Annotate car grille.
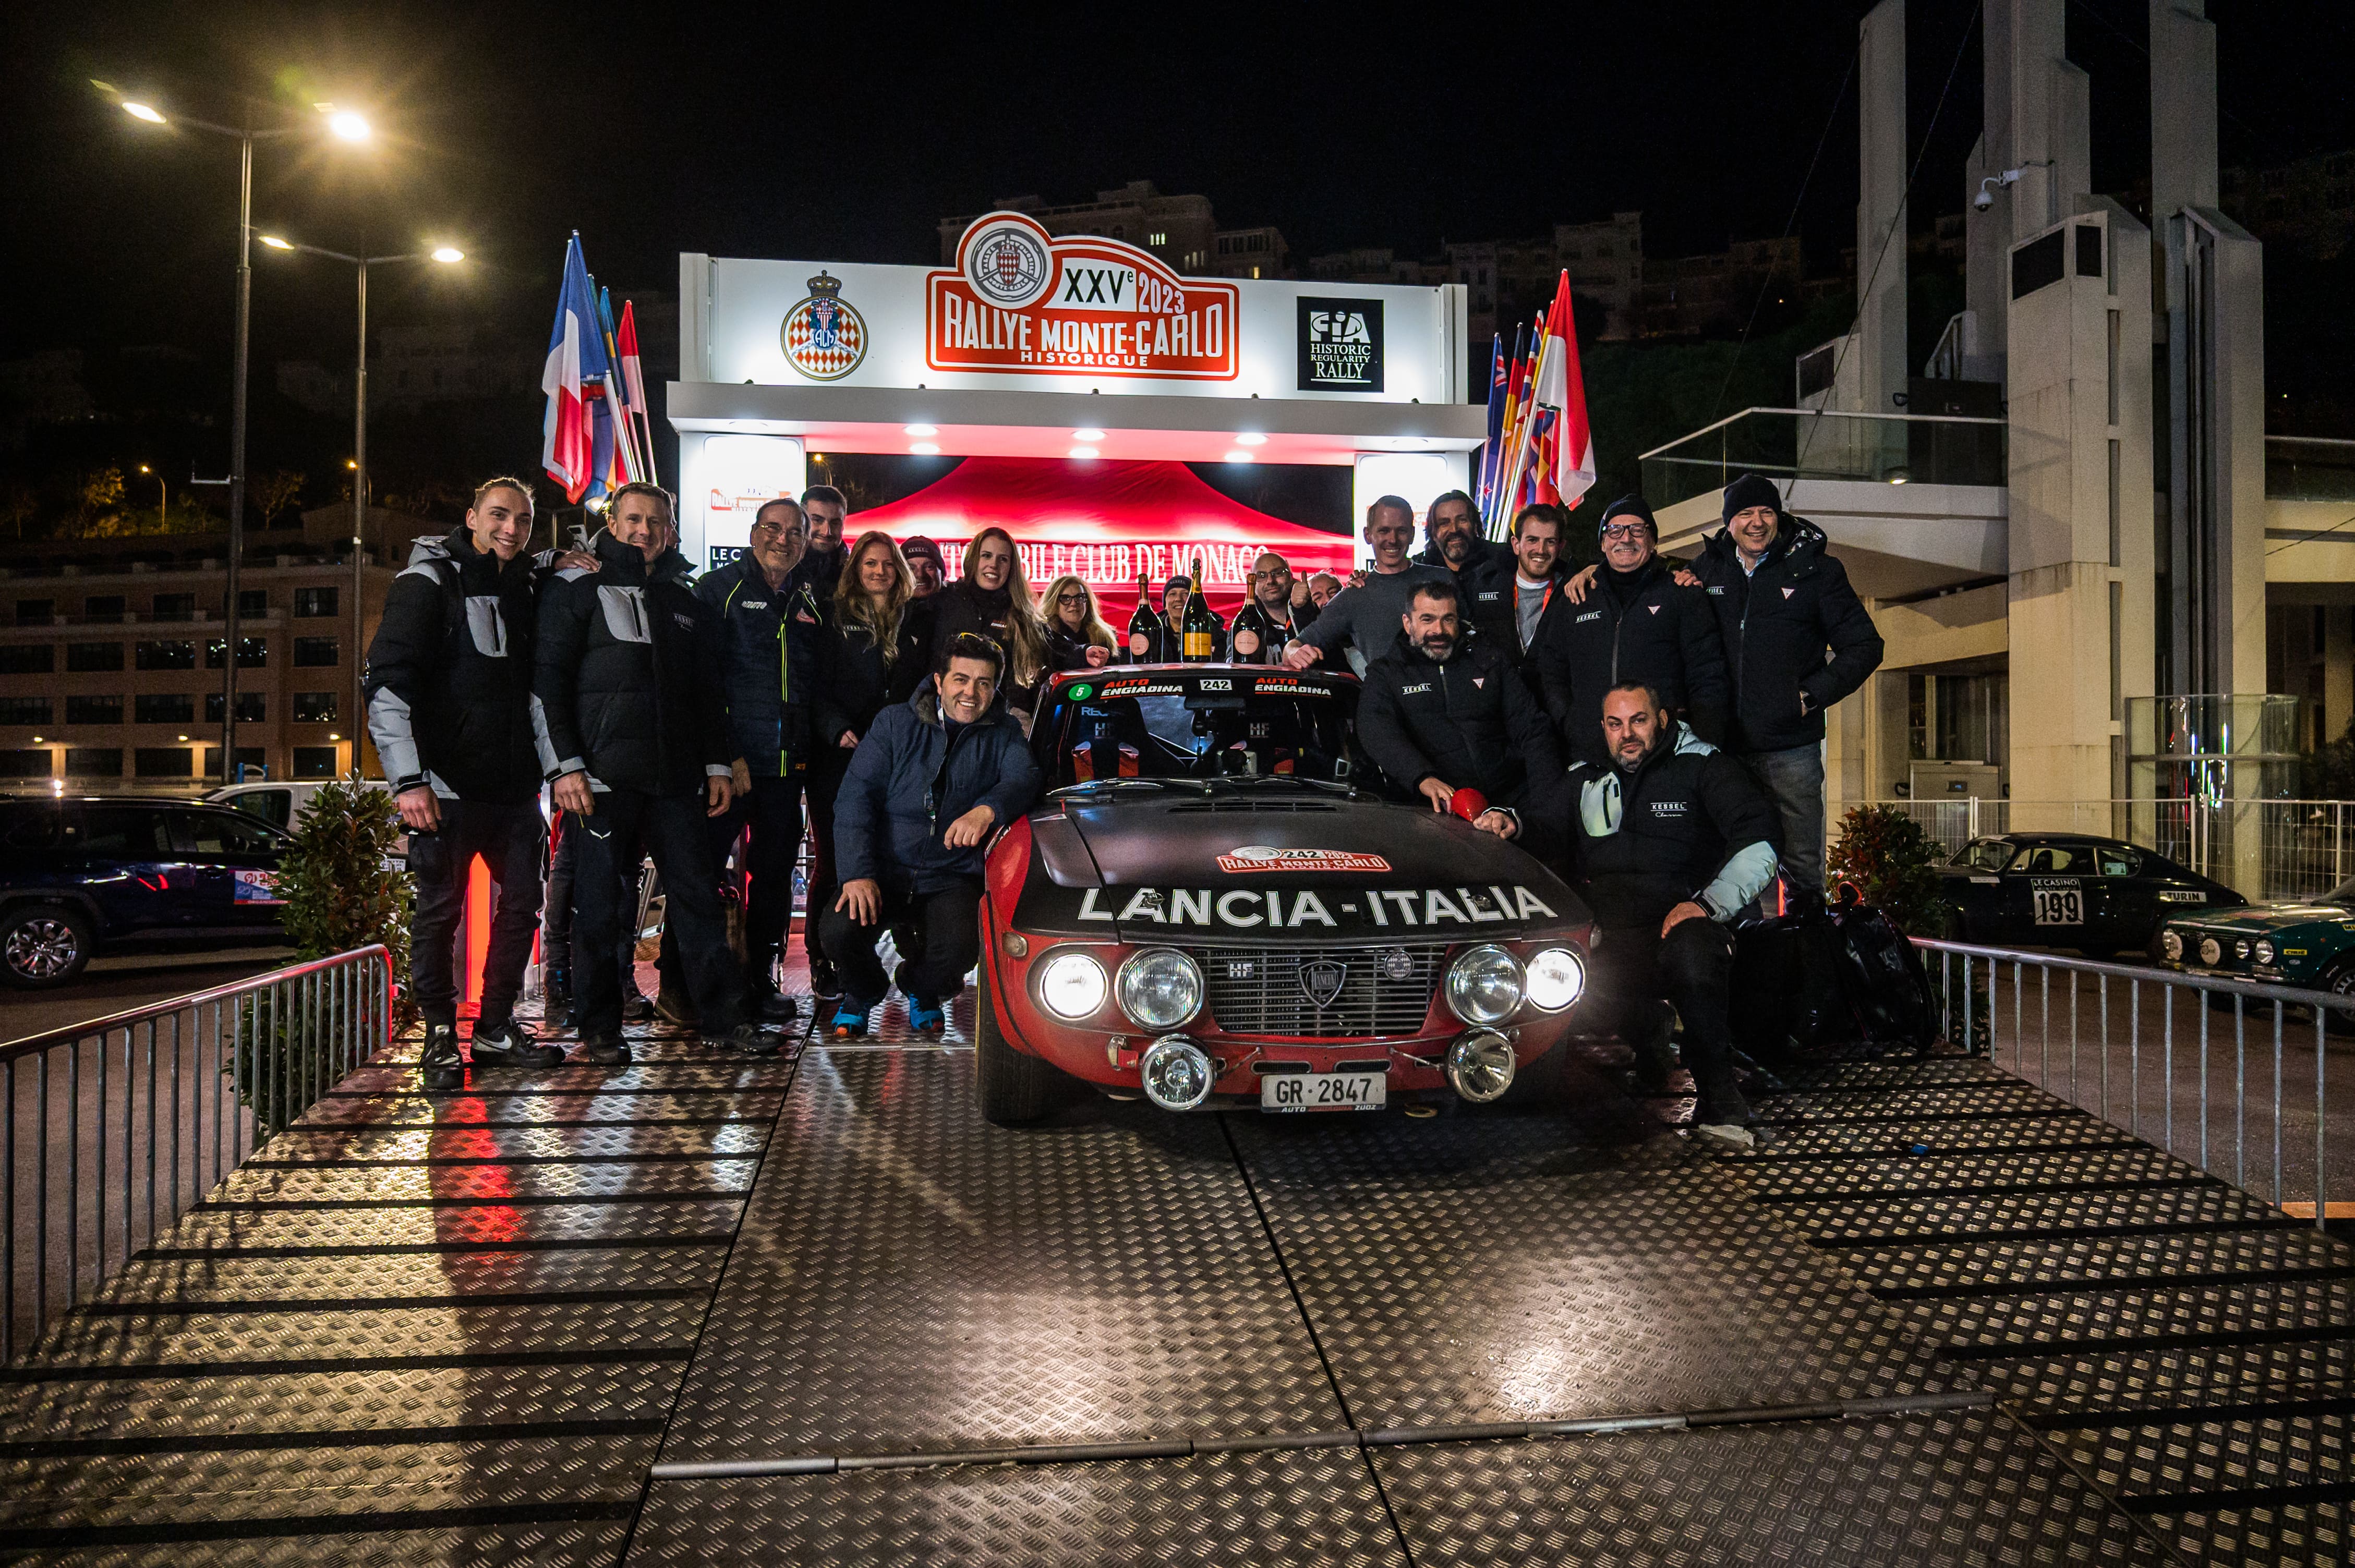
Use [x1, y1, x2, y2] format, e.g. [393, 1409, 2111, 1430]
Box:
[1185, 942, 1446, 1039]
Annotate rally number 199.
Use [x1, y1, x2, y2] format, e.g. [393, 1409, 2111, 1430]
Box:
[2032, 886, 2085, 926]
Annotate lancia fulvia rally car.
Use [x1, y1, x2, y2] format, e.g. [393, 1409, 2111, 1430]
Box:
[972, 664, 1596, 1124]
[1937, 832, 2242, 957]
[2158, 876, 2355, 1025]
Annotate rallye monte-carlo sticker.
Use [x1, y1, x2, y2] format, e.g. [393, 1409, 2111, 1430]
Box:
[1217, 846, 1390, 874]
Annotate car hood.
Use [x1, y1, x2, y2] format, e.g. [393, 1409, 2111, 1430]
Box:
[2173, 901, 2355, 936]
[1015, 792, 1590, 942]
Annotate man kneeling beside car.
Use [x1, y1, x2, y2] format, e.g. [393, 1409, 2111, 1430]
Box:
[1478, 682, 1780, 1149]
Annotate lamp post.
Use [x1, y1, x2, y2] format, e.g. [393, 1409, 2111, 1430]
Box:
[260, 239, 465, 763]
[137, 465, 165, 532]
[104, 89, 371, 782]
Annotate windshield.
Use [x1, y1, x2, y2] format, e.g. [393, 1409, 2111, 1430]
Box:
[1954, 838, 2012, 871]
[1041, 672, 1361, 789]
[2322, 878, 2355, 906]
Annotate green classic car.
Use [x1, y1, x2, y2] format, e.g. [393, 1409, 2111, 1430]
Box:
[2159, 880, 2355, 1019]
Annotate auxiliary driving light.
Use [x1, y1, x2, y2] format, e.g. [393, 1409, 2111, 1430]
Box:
[2254, 940, 2276, 965]
[1524, 947, 1586, 1011]
[2199, 937, 2223, 966]
[2161, 931, 2184, 962]
[1037, 951, 1108, 1020]
[1445, 944, 1524, 1025]
[1445, 1029, 1517, 1103]
[1118, 947, 1203, 1031]
[1139, 1036, 1214, 1111]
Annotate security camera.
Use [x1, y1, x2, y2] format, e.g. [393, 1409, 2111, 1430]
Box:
[1973, 168, 2023, 213]
[1973, 188, 1995, 212]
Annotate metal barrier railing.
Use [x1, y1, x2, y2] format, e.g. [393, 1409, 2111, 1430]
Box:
[1, 944, 394, 1362]
[1916, 938, 2341, 1225]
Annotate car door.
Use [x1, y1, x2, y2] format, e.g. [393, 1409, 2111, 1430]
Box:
[168, 807, 289, 929]
[2013, 843, 2091, 941]
[2090, 844, 2145, 950]
[69, 804, 201, 933]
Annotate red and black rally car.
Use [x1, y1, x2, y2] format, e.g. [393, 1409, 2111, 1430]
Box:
[974, 664, 1596, 1123]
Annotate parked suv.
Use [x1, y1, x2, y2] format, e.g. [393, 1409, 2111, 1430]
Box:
[0, 796, 292, 988]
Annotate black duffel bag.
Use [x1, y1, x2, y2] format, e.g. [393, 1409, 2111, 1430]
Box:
[1732, 892, 1938, 1060]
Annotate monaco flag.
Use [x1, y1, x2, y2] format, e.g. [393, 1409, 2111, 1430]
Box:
[1525, 271, 1596, 510]
[541, 234, 611, 504]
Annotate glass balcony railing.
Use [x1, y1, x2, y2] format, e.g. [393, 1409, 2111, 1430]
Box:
[1638, 407, 2008, 512]
[2266, 435, 2355, 502]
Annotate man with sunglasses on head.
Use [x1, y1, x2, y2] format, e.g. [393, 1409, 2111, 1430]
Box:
[1530, 495, 1730, 765]
[534, 481, 776, 1063]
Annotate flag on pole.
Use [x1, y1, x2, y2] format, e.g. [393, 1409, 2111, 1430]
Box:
[1524, 272, 1597, 510]
[615, 300, 657, 487]
[595, 287, 644, 484]
[1477, 334, 1507, 521]
[540, 235, 610, 504]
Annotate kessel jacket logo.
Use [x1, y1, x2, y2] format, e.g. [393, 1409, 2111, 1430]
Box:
[1783, 587, 1796, 598]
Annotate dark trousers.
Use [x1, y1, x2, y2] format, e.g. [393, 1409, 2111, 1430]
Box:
[1589, 917, 1740, 1099]
[818, 876, 984, 1008]
[1741, 743, 1825, 903]
[543, 810, 642, 999]
[575, 788, 745, 1037]
[806, 750, 848, 966]
[655, 771, 804, 997]
[408, 798, 546, 1029]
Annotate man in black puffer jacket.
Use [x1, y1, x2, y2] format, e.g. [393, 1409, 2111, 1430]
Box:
[534, 483, 769, 1064]
[365, 477, 569, 1089]
[1358, 578, 1561, 811]
[1530, 495, 1730, 764]
[1692, 473, 1884, 904]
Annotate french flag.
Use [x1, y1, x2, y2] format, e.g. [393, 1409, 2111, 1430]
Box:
[541, 234, 610, 505]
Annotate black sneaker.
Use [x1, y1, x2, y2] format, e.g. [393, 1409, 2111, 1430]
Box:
[574, 1033, 632, 1066]
[419, 1025, 465, 1092]
[753, 988, 798, 1024]
[470, 1018, 565, 1069]
[620, 993, 653, 1023]
[807, 955, 843, 1000]
[708, 1022, 781, 1057]
[654, 987, 700, 1028]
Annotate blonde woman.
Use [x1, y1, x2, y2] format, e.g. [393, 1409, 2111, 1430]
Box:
[1042, 575, 1115, 672]
[926, 527, 1049, 718]
[808, 530, 924, 999]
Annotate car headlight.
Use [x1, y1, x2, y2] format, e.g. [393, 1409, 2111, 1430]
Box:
[1037, 951, 1108, 1020]
[1524, 947, 1585, 1012]
[2161, 931, 2183, 962]
[1117, 947, 1203, 1031]
[1445, 943, 1524, 1024]
[2199, 937, 2223, 966]
[2254, 940, 2276, 965]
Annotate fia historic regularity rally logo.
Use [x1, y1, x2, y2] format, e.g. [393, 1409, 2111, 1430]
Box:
[781, 271, 868, 381]
[1297, 297, 1384, 392]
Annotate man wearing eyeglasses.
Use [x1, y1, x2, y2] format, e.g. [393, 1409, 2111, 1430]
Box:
[1530, 495, 1730, 765]
[1229, 552, 1308, 664]
[665, 496, 830, 1025]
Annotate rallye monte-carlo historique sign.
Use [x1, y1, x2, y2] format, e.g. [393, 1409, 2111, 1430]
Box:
[928, 211, 1241, 381]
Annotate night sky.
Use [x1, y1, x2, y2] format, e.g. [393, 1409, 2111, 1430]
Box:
[2, 1, 2350, 461]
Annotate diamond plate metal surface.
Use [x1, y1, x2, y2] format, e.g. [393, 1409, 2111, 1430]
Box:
[2048, 1409, 2354, 1507]
[257, 1122, 774, 1163]
[1845, 1226, 2353, 1300]
[295, 1090, 784, 1128]
[148, 1198, 745, 1253]
[1780, 1183, 2287, 1246]
[1916, 1276, 2355, 1362]
[1755, 1080, 2075, 1125]
[2148, 1498, 2350, 1568]
[22, 1298, 706, 1370]
[1374, 1414, 2165, 1566]
[1736, 1114, 2132, 1161]
[657, 1049, 1343, 1459]
[82, 1246, 728, 1310]
[1, 1360, 685, 1442]
[1227, 1110, 1953, 1428]
[1742, 1143, 2213, 1202]
[210, 1159, 759, 1204]
[339, 1062, 794, 1093]
[9, 1518, 634, 1567]
[626, 1450, 1408, 1568]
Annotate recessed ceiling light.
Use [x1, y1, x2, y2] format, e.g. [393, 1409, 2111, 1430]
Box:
[1069, 446, 1098, 459]
[904, 424, 938, 437]
[1072, 428, 1106, 442]
[1223, 450, 1254, 463]
[910, 443, 940, 455]
[1234, 432, 1267, 446]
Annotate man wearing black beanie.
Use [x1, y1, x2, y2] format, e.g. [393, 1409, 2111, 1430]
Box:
[1529, 493, 1730, 764]
[1690, 472, 1883, 906]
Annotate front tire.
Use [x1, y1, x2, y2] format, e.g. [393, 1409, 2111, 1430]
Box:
[974, 962, 1069, 1125]
[0, 904, 93, 988]
[2316, 962, 2355, 1037]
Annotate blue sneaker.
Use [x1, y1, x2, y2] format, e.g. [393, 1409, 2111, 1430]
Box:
[906, 997, 946, 1036]
[828, 1002, 872, 1039]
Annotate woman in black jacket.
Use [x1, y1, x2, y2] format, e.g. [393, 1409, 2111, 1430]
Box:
[808, 530, 926, 997]
[1042, 574, 1116, 673]
[922, 527, 1050, 724]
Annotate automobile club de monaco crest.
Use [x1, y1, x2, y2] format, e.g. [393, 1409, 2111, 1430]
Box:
[780, 271, 867, 381]
[962, 216, 1054, 310]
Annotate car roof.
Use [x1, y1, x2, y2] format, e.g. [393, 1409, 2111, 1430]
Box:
[0, 794, 232, 809]
[1044, 663, 1361, 692]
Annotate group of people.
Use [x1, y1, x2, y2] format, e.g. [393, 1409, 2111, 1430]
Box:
[369, 465, 1883, 1147]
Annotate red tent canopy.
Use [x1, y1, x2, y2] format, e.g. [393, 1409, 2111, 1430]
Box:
[847, 457, 1355, 626]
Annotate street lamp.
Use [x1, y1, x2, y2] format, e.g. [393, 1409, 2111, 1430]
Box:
[137, 465, 165, 531]
[98, 83, 372, 783]
[259, 237, 465, 751]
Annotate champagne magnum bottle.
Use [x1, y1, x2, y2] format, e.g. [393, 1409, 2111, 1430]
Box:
[1126, 572, 1157, 662]
[1181, 556, 1220, 662]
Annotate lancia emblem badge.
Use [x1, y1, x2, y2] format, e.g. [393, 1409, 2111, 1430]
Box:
[1301, 958, 1347, 1010]
[781, 272, 868, 382]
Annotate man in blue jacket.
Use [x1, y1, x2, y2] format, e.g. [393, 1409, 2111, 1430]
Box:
[822, 632, 1042, 1038]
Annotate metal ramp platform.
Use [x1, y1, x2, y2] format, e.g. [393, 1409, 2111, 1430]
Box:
[3, 980, 2348, 1565]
